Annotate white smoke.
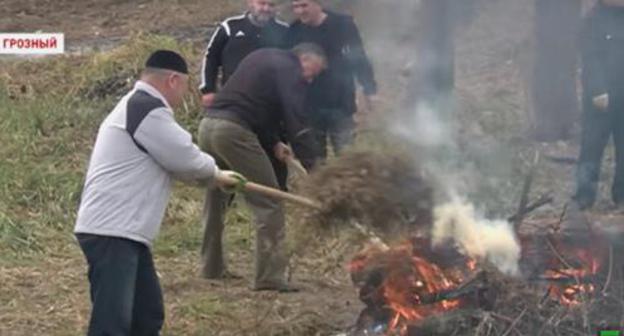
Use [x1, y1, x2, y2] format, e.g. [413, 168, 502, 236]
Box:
[432, 198, 521, 276]
[392, 102, 451, 148]
[359, 0, 523, 275]
[391, 72, 521, 277]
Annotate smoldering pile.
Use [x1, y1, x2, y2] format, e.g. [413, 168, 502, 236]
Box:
[293, 150, 434, 235]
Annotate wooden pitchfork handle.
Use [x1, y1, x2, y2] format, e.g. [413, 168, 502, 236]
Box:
[216, 172, 390, 250]
[214, 173, 321, 209]
[284, 156, 308, 177]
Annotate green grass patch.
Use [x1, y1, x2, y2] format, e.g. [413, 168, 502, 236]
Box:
[0, 33, 210, 259]
[155, 190, 254, 258]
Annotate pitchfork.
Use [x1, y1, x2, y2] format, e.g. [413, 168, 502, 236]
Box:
[214, 155, 390, 250]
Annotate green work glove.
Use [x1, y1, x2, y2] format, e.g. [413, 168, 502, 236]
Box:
[216, 170, 248, 194]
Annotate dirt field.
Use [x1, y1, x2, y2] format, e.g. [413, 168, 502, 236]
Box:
[0, 0, 239, 42]
[2, 0, 623, 335]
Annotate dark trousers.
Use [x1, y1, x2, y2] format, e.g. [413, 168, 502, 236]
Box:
[574, 92, 624, 207]
[76, 234, 164, 336]
[311, 108, 355, 160]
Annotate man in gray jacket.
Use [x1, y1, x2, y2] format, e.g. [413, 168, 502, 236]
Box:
[74, 50, 239, 336]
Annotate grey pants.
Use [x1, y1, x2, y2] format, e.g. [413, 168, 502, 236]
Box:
[198, 117, 287, 288]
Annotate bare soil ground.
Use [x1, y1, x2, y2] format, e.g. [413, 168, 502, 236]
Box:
[0, 0, 240, 45]
[0, 234, 360, 336]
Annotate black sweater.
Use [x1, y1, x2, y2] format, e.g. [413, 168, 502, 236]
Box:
[285, 11, 377, 115]
[581, 5, 624, 101]
[206, 49, 316, 168]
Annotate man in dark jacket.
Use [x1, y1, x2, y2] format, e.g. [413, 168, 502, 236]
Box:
[199, 0, 290, 190]
[286, 0, 377, 159]
[573, 0, 624, 209]
[198, 44, 325, 291]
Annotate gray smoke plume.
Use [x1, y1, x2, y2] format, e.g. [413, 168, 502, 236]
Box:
[368, 0, 524, 275]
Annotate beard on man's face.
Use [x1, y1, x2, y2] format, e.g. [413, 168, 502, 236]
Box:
[251, 11, 273, 24]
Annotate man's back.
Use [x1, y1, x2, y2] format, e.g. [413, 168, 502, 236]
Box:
[209, 48, 302, 131]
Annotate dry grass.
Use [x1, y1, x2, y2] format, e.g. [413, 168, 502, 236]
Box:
[0, 187, 362, 336]
[297, 150, 432, 230]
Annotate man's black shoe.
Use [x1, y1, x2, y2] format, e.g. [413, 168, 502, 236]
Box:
[253, 284, 301, 293]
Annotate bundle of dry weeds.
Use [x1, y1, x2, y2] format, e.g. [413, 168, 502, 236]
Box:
[289, 150, 434, 252]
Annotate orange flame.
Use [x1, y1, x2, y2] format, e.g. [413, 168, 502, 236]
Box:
[350, 241, 472, 335]
[544, 249, 601, 306]
[350, 238, 603, 335]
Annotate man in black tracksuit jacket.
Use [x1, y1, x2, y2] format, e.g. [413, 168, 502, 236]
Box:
[199, 0, 289, 189]
[285, 0, 377, 159]
[573, 0, 624, 209]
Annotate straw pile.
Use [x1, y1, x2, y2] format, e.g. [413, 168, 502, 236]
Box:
[294, 150, 434, 236]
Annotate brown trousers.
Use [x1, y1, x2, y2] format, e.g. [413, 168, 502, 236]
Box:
[198, 117, 287, 288]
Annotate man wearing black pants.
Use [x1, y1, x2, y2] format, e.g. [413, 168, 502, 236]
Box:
[286, 0, 377, 159]
[75, 235, 164, 335]
[573, 0, 624, 209]
[74, 50, 238, 335]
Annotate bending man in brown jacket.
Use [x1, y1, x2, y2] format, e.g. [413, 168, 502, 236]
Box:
[198, 43, 325, 292]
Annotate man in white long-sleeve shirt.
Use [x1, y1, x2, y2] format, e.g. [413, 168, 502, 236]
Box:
[74, 50, 239, 336]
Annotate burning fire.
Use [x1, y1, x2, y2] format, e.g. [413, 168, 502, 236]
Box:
[543, 249, 601, 306]
[349, 235, 605, 335]
[349, 240, 475, 335]
[384, 253, 463, 330]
